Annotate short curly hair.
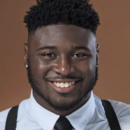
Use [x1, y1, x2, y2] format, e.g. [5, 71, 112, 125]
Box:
[24, 0, 100, 34]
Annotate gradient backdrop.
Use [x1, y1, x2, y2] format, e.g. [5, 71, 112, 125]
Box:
[0, 0, 130, 111]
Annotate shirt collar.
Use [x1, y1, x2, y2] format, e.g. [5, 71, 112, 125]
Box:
[66, 91, 96, 130]
[28, 90, 59, 130]
[28, 90, 96, 130]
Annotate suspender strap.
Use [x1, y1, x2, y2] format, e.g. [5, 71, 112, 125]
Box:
[5, 106, 18, 130]
[102, 100, 121, 130]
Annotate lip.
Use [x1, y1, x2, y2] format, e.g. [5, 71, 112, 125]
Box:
[47, 79, 81, 82]
[48, 80, 81, 94]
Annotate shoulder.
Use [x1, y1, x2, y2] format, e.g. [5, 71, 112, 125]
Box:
[94, 94, 130, 129]
[108, 100, 130, 129]
[94, 94, 130, 117]
[108, 100, 130, 117]
[0, 98, 29, 130]
[0, 108, 11, 129]
[0, 98, 29, 121]
[0, 108, 11, 120]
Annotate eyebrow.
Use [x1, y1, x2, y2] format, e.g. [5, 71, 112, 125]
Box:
[36, 46, 91, 52]
[36, 46, 57, 51]
[74, 46, 91, 52]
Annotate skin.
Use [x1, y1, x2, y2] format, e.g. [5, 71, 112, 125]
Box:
[24, 24, 99, 116]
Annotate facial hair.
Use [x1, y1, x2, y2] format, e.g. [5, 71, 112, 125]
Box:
[27, 62, 98, 111]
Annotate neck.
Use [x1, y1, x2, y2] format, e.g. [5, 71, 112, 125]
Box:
[33, 91, 91, 116]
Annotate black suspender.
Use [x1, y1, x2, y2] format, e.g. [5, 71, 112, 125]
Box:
[5, 100, 121, 130]
[5, 106, 18, 130]
[102, 100, 121, 130]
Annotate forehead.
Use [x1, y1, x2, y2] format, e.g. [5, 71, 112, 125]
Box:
[28, 24, 96, 49]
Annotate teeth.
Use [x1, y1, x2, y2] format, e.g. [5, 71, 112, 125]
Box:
[60, 83, 64, 88]
[57, 82, 60, 87]
[53, 82, 75, 88]
[65, 82, 69, 88]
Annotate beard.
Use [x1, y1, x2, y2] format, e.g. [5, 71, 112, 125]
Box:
[27, 62, 98, 111]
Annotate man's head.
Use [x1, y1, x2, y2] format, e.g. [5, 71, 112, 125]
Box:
[23, 0, 100, 115]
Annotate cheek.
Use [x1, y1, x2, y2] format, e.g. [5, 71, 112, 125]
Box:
[74, 58, 96, 77]
[89, 58, 96, 74]
[29, 56, 51, 76]
[76, 59, 95, 71]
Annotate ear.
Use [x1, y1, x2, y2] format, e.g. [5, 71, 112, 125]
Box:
[24, 43, 29, 68]
[96, 44, 100, 66]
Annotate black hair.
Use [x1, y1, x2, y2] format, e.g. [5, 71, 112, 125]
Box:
[24, 0, 100, 34]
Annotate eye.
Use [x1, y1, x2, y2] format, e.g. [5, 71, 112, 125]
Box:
[72, 53, 89, 58]
[41, 52, 56, 58]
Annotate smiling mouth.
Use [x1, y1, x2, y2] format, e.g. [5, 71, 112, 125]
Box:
[53, 81, 75, 88]
[48, 80, 81, 93]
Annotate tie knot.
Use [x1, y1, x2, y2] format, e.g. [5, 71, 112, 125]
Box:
[54, 116, 73, 130]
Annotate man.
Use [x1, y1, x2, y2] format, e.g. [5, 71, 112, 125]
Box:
[0, 0, 130, 130]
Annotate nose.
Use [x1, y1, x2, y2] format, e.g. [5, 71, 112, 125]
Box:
[53, 56, 72, 76]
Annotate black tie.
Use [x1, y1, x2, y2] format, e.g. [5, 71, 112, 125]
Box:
[54, 116, 73, 130]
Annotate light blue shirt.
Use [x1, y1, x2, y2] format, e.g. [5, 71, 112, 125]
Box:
[0, 91, 130, 130]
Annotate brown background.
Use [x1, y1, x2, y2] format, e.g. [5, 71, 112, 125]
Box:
[0, 0, 130, 111]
